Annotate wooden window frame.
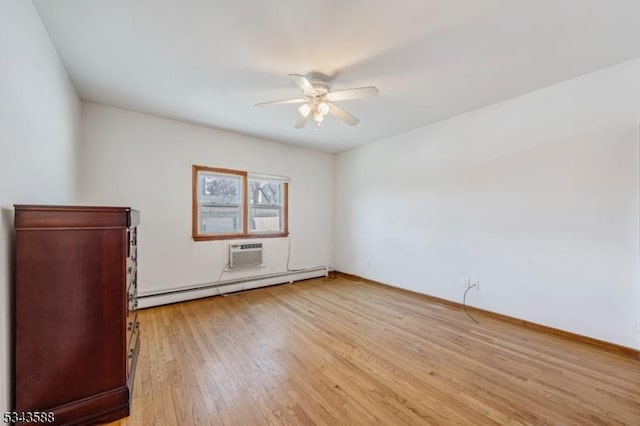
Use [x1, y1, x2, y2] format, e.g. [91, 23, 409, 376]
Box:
[192, 165, 289, 241]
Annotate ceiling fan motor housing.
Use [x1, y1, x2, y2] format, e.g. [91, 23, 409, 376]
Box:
[308, 76, 329, 97]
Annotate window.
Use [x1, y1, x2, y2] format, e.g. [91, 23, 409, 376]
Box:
[192, 165, 288, 241]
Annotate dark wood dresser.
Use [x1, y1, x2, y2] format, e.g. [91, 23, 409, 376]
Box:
[13, 205, 140, 425]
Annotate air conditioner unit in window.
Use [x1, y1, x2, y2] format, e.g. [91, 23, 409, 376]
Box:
[229, 243, 263, 268]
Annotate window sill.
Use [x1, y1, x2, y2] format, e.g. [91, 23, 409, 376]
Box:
[193, 232, 289, 242]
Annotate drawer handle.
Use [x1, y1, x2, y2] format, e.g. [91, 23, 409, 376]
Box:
[135, 322, 140, 330]
[128, 349, 135, 359]
[127, 322, 133, 331]
[127, 266, 132, 274]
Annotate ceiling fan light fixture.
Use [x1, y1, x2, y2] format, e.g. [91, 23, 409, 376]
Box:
[255, 73, 379, 129]
[317, 101, 330, 116]
[298, 103, 312, 117]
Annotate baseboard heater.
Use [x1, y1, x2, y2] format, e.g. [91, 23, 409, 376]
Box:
[137, 266, 328, 308]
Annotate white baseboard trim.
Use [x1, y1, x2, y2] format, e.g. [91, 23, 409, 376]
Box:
[137, 266, 328, 308]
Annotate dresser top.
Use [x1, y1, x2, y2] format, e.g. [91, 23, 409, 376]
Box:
[15, 205, 139, 229]
[15, 204, 134, 212]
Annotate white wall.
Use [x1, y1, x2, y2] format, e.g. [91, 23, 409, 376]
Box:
[78, 103, 333, 298]
[0, 0, 80, 414]
[335, 58, 640, 349]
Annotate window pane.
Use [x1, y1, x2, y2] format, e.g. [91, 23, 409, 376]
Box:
[200, 173, 242, 204]
[250, 207, 281, 232]
[249, 179, 282, 206]
[200, 206, 241, 234]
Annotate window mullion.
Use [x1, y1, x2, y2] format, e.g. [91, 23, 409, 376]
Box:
[242, 174, 248, 234]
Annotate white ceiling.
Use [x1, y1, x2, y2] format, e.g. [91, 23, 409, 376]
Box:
[34, 0, 640, 153]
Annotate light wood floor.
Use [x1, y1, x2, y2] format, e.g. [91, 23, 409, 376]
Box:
[109, 276, 640, 425]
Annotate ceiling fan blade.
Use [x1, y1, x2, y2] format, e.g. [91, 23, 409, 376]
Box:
[289, 74, 316, 95]
[328, 102, 359, 126]
[327, 86, 379, 102]
[254, 98, 306, 107]
[294, 113, 310, 129]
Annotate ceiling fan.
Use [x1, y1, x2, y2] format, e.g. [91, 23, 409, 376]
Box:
[255, 74, 379, 128]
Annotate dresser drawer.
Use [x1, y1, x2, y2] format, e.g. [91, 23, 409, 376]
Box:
[127, 334, 140, 379]
[126, 312, 139, 350]
[128, 292, 138, 312]
[127, 227, 138, 258]
[127, 269, 137, 296]
[126, 262, 136, 284]
[127, 272, 137, 311]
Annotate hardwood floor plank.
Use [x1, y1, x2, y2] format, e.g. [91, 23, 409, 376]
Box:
[108, 277, 639, 425]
